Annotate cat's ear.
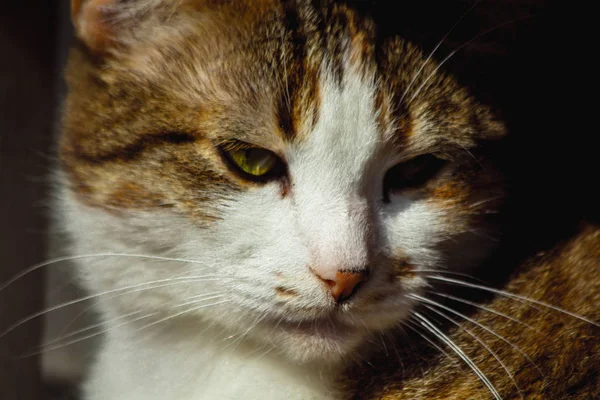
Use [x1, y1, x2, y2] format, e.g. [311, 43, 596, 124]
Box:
[71, 0, 122, 53]
[71, 0, 164, 54]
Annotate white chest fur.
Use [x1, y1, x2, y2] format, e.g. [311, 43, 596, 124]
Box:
[84, 324, 340, 400]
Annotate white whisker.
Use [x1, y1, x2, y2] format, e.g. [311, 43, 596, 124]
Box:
[27, 295, 228, 357]
[224, 312, 270, 353]
[420, 304, 524, 399]
[410, 293, 546, 379]
[42, 292, 224, 348]
[0, 275, 220, 340]
[42, 309, 144, 348]
[398, 0, 483, 106]
[407, 16, 532, 106]
[377, 330, 389, 357]
[402, 320, 459, 367]
[417, 269, 485, 282]
[427, 291, 538, 332]
[133, 298, 232, 334]
[468, 197, 504, 209]
[250, 344, 276, 361]
[21, 311, 160, 358]
[427, 275, 600, 327]
[396, 323, 427, 380]
[0, 253, 213, 295]
[413, 312, 502, 400]
[53, 268, 212, 338]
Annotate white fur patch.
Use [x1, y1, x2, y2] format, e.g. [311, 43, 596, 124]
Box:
[60, 61, 462, 399]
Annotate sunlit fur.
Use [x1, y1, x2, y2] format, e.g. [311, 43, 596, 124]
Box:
[59, 1, 509, 398]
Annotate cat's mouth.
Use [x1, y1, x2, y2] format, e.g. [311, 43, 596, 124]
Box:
[258, 315, 366, 362]
[252, 293, 417, 362]
[274, 316, 357, 339]
[251, 307, 358, 342]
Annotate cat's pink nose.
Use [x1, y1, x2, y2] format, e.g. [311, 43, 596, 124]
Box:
[314, 269, 369, 303]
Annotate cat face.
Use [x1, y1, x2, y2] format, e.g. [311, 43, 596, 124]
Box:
[61, 0, 505, 363]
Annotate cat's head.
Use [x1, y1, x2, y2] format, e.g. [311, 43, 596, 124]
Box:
[60, 0, 506, 363]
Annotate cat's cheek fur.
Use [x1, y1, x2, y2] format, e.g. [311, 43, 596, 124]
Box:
[60, 184, 346, 399]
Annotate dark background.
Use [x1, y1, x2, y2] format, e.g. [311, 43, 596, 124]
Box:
[0, 2, 69, 399]
[0, 1, 593, 399]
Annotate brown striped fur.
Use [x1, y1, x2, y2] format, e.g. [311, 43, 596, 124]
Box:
[61, 0, 503, 220]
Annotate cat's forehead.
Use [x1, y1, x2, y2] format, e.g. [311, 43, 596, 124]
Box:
[99, 1, 490, 150]
[63, 0, 504, 182]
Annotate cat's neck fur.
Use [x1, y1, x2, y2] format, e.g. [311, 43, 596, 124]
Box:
[85, 323, 339, 400]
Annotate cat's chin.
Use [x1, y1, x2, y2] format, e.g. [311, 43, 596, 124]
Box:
[248, 314, 387, 365]
[242, 298, 417, 364]
[267, 320, 366, 364]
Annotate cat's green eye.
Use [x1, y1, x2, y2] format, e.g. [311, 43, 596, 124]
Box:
[225, 147, 279, 178]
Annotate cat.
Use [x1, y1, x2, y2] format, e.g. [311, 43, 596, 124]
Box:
[48, 0, 598, 398]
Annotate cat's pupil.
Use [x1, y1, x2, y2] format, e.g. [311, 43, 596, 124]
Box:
[382, 155, 446, 202]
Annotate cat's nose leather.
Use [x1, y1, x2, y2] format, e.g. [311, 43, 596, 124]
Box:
[314, 269, 369, 303]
